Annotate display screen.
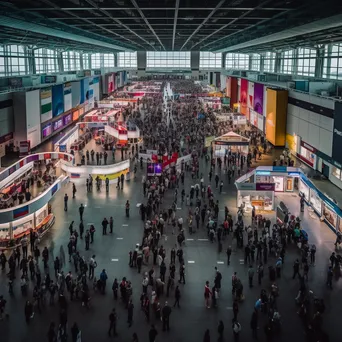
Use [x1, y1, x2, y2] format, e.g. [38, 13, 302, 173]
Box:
[63, 113, 72, 126]
[53, 119, 63, 132]
[42, 123, 52, 138]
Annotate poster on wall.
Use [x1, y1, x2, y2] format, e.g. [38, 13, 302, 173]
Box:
[40, 88, 52, 123]
[108, 74, 114, 93]
[254, 83, 264, 115]
[248, 82, 254, 109]
[52, 84, 64, 117]
[240, 79, 248, 115]
[42, 123, 52, 139]
[71, 81, 80, 108]
[80, 78, 89, 104]
[64, 82, 72, 112]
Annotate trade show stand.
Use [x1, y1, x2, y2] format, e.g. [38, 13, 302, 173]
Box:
[60, 159, 130, 184]
[235, 166, 342, 234]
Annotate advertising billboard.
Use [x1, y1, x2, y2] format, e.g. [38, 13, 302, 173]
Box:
[266, 89, 276, 145]
[254, 83, 264, 115]
[226, 77, 231, 98]
[52, 84, 64, 117]
[240, 78, 248, 115]
[42, 123, 52, 138]
[63, 113, 72, 126]
[40, 88, 52, 123]
[248, 82, 254, 109]
[53, 118, 63, 132]
[80, 78, 89, 104]
[332, 102, 342, 164]
[108, 74, 114, 93]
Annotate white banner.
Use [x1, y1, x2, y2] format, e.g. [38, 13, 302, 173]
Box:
[138, 153, 152, 162]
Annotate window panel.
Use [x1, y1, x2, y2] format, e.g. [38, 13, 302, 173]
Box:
[225, 53, 249, 70]
[200, 52, 222, 69]
[118, 52, 137, 68]
[146, 51, 190, 69]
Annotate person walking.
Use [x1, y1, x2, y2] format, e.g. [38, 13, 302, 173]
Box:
[161, 302, 172, 331]
[79, 204, 84, 221]
[226, 246, 232, 265]
[126, 200, 130, 217]
[204, 281, 212, 308]
[79, 221, 84, 239]
[248, 265, 254, 287]
[89, 255, 97, 279]
[292, 259, 300, 279]
[109, 217, 114, 234]
[72, 184, 77, 199]
[203, 329, 211, 342]
[232, 319, 241, 341]
[127, 299, 134, 327]
[173, 286, 181, 308]
[108, 308, 117, 336]
[149, 325, 158, 342]
[218, 321, 224, 341]
[250, 310, 258, 339]
[102, 218, 108, 235]
[64, 194, 68, 211]
[71, 322, 80, 342]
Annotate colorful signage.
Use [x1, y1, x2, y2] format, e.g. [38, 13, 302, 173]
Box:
[256, 183, 275, 191]
[254, 83, 264, 115]
[63, 113, 72, 126]
[53, 119, 63, 132]
[42, 123, 52, 138]
[240, 79, 248, 115]
[52, 84, 64, 117]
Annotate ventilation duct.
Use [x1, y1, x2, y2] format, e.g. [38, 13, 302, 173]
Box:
[0, 15, 132, 52]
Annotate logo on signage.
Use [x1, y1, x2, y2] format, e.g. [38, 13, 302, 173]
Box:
[334, 128, 342, 136]
[303, 143, 314, 152]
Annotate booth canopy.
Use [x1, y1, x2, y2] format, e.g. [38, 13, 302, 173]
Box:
[214, 131, 250, 146]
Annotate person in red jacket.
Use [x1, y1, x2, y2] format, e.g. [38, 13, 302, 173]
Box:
[204, 281, 212, 308]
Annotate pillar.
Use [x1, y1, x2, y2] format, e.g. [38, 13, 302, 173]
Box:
[137, 51, 146, 77]
[315, 45, 325, 78]
[114, 53, 118, 67]
[222, 52, 227, 69]
[27, 48, 36, 74]
[57, 51, 64, 72]
[190, 51, 200, 79]
[274, 52, 282, 74]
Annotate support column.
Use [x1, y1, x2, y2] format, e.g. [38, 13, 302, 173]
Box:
[27, 47, 36, 74]
[274, 51, 282, 73]
[137, 51, 146, 77]
[222, 52, 227, 69]
[292, 49, 298, 76]
[80, 53, 84, 70]
[190, 51, 200, 79]
[114, 53, 118, 67]
[248, 54, 253, 71]
[315, 45, 325, 78]
[57, 51, 64, 72]
[260, 54, 265, 73]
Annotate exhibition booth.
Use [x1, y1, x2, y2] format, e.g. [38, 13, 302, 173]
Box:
[235, 166, 342, 233]
[0, 152, 73, 249]
[212, 131, 250, 157]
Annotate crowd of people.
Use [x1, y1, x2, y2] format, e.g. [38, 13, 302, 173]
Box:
[0, 79, 335, 342]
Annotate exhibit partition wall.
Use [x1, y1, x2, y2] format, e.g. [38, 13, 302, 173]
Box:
[226, 77, 238, 110]
[71, 81, 81, 108]
[26, 90, 41, 148]
[332, 101, 342, 165]
[240, 78, 248, 115]
[247, 81, 254, 114]
[64, 82, 72, 112]
[266, 88, 288, 146]
[40, 87, 52, 123]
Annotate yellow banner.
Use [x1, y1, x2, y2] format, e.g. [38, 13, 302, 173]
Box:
[92, 168, 129, 181]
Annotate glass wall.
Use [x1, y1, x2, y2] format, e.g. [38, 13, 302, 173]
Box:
[297, 48, 316, 77]
[103, 53, 115, 68]
[263, 52, 276, 72]
[35, 48, 58, 74]
[226, 53, 249, 70]
[91, 53, 101, 69]
[146, 51, 190, 68]
[118, 52, 137, 68]
[200, 52, 222, 69]
[83, 53, 90, 70]
[251, 54, 260, 71]
[323, 44, 342, 79]
[280, 50, 294, 74]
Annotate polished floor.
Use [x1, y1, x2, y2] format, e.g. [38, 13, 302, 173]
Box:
[0, 153, 341, 342]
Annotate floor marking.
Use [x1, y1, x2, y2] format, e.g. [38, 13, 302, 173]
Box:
[198, 238, 209, 241]
[226, 307, 233, 310]
[95, 206, 101, 209]
[111, 258, 119, 261]
[177, 207, 182, 210]
[217, 261, 224, 264]
[188, 260, 195, 264]
[239, 259, 244, 262]
[221, 192, 227, 194]
[87, 223, 94, 225]
[122, 224, 129, 226]
[116, 237, 123, 240]
[187, 238, 194, 241]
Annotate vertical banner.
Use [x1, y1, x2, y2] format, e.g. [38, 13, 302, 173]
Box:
[266, 88, 288, 146]
[64, 82, 72, 112]
[254, 83, 264, 115]
[332, 102, 342, 164]
[52, 84, 64, 117]
[113, 73, 116, 90]
[108, 74, 114, 93]
[80, 78, 89, 104]
[248, 81, 254, 109]
[71, 81, 80, 108]
[226, 77, 231, 97]
[215, 72, 221, 88]
[40, 88, 52, 123]
[240, 78, 248, 115]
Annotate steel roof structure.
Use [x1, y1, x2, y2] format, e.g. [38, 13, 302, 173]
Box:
[0, 0, 341, 53]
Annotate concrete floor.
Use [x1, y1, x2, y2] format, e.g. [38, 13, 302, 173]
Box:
[0, 149, 341, 342]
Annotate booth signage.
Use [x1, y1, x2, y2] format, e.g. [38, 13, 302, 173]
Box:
[301, 141, 316, 152]
[332, 102, 342, 164]
[256, 183, 275, 191]
[288, 172, 300, 177]
[273, 166, 287, 172]
[238, 183, 255, 190]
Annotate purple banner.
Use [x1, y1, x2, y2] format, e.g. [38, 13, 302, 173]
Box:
[253, 83, 264, 115]
[256, 183, 275, 191]
[63, 113, 72, 126]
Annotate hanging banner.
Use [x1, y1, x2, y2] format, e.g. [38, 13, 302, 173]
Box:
[254, 83, 264, 115]
[240, 79, 248, 115]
